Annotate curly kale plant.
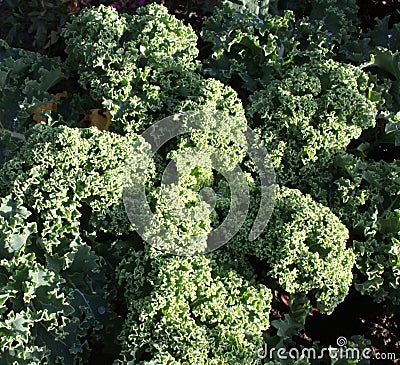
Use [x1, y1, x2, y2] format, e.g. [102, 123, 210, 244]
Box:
[115, 245, 272, 364]
[0, 195, 106, 364]
[0, 124, 154, 258]
[61, 4, 248, 135]
[331, 154, 400, 304]
[0, 125, 156, 363]
[61, 4, 195, 133]
[247, 59, 377, 191]
[202, 5, 332, 93]
[231, 186, 355, 314]
[2, 0, 71, 49]
[0, 39, 68, 134]
[122, 110, 248, 255]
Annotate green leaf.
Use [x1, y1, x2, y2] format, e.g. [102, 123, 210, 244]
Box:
[367, 48, 400, 81]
